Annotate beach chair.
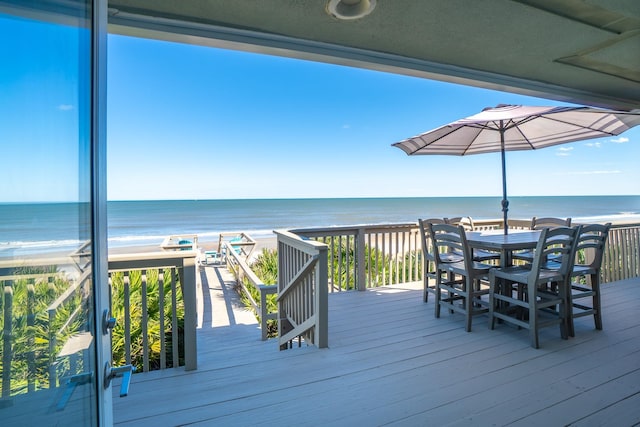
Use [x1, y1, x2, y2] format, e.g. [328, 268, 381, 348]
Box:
[216, 232, 257, 262]
[220, 236, 242, 260]
[203, 250, 222, 265]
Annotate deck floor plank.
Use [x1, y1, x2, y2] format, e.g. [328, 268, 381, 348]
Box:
[113, 271, 640, 426]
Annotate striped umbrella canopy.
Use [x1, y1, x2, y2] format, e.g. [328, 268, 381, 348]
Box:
[392, 104, 640, 233]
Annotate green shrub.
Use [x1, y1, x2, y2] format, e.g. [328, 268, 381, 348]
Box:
[0, 269, 85, 395]
[240, 249, 278, 337]
[109, 269, 185, 372]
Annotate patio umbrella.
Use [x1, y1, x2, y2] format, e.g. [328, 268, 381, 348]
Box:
[392, 104, 640, 234]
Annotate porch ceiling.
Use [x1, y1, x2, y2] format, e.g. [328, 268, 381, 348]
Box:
[107, 0, 640, 111]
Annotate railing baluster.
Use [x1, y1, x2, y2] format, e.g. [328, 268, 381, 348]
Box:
[366, 233, 372, 288]
[124, 272, 131, 366]
[633, 228, 639, 277]
[141, 270, 149, 372]
[375, 233, 380, 287]
[2, 281, 13, 399]
[356, 228, 365, 291]
[171, 268, 179, 369]
[180, 256, 197, 371]
[610, 229, 619, 282]
[159, 271, 166, 370]
[346, 235, 351, 290]
[47, 287, 56, 389]
[380, 232, 387, 286]
[27, 282, 35, 392]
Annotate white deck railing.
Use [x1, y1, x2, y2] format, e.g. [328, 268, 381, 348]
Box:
[290, 220, 640, 294]
[224, 242, 277, 341]
[0, 257, 91, 399]
[108, 251, 198, 371]
[290, 223, 424, 291]
[275, 230, 328, 350]
[602, 224, 640, 283]
[207, 219, 640, 346]
[0, 250, 198, 401]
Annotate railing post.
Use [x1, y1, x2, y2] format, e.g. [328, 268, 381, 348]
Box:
[27, 284, 35, 392]
[316, 245, 329, 348]
[48, 306, 56, 388]
[181, 256, 197, 371]
[2, 281, 13, 399]
[356, 227, 366, 291]
[260, 286, 268, 341]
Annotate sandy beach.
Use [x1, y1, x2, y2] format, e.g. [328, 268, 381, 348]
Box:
[108, 234, 278, 262]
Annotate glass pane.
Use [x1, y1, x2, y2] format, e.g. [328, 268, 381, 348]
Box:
[0, 2, 97, 425]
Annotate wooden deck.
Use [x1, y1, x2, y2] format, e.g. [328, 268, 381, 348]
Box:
[113, 265, 640, 426]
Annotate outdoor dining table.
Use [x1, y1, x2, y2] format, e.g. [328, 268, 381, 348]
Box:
[466, 229, 541, 267]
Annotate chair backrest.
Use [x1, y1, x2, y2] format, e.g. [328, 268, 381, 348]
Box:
[531, 216, 572, 230]
[418, 218, 446, 262]
[530, 226, 581, 282]
[445, 216, 474, 231]
[428, 223, 472, 268]
[574, 223, 611, 270]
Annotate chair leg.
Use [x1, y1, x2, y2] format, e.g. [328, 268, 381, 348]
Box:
[528, 283, 539, 349]
[434, 277, 442, 318]
[592, 274, 603, 330]
[565, 280, 576, 338]
[423, 276, 429, 303]
[559, 288, 569, 341]
[489, 276, 497, 330]
[464, 277, 473, 332]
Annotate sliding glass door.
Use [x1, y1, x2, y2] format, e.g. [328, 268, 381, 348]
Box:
[0, 0, 110, 425]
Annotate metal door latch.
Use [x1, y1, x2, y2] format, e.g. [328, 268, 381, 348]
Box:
[104, 362, 135, 397]
[102, 309, 116, 335]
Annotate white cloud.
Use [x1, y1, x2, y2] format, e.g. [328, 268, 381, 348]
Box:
[610, 137, 629, 144]
[554, 170, 621, 176]
[556, 146, 573, 156]
[585, 142, 601, 148]
[57, 104, 74, 111]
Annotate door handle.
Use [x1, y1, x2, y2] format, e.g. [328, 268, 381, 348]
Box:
[102, 309, 116, 335]
[104, 362, 135, 397]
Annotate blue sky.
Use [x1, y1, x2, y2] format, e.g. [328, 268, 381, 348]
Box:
[106, 33, 640, 200]
[2, 16, 639, 202]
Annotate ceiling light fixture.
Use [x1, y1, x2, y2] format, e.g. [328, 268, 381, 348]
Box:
[326, 0, 377, 20]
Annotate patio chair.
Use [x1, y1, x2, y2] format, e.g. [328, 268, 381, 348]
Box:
[418, 218, 455, 302]
[444, 216, 474, 231]
[429, 223, 493, 332]
[532, 217, 572, 229]
[488, 225, 580, 348]
[564, 223, 611, 336]
[445, 216, 501, 263]
[512, 217, 572, 263]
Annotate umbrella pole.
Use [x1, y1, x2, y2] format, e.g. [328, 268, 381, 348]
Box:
[500, 125, 508, 235]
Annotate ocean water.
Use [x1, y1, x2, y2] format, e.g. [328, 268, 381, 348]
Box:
[1, 196, 639, 254]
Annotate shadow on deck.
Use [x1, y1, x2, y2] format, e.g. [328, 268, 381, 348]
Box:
[113, 267, 640, 426]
